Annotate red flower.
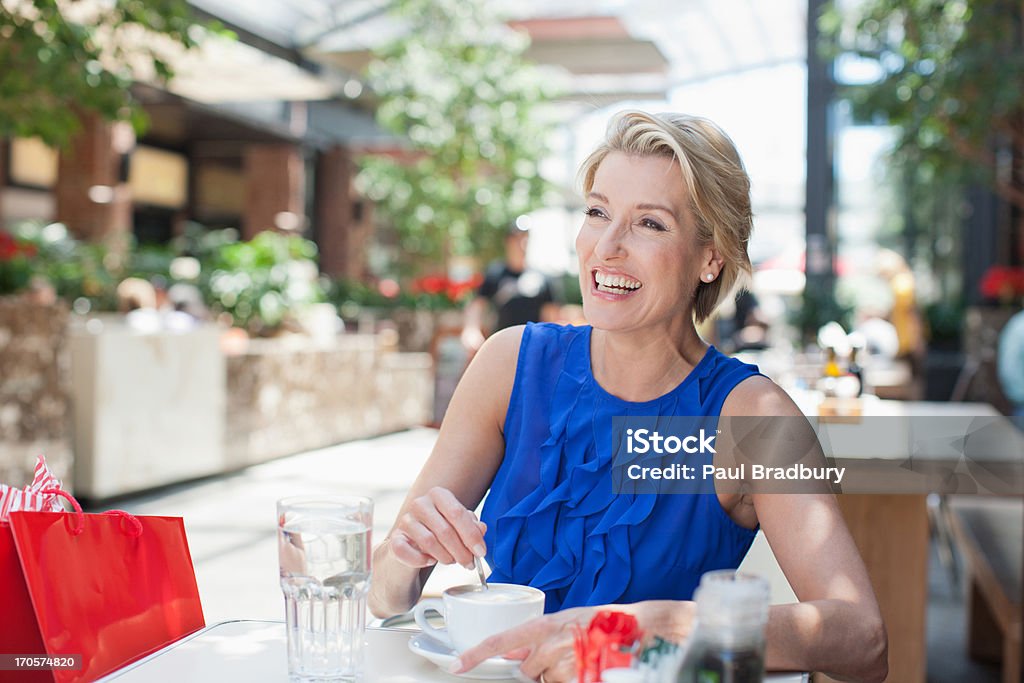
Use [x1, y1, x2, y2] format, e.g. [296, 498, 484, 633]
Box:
[573, 611, 642, 683]
[413, 274, 448, 295]
[445, 273, 484, 303]
[0, 232, 17, 261]
[0, 232, 38, 262]
[588, 611, 642, 643]
[980, 266, 1024, 301]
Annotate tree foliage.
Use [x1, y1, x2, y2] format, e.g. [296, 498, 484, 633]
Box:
[0, 0, 212, 147]
[359, 0, 555, 276]
[819, 0, 1024, 209]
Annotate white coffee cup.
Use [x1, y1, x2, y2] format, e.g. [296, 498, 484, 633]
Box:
[412, 583, 545, 653]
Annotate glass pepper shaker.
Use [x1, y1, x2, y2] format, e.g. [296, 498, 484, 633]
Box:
[676, 570, 770, 683]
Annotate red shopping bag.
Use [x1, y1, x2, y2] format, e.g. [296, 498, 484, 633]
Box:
[0, 487, 204, 683]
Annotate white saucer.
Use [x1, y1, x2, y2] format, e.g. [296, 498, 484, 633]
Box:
[408, 633, 520, 680]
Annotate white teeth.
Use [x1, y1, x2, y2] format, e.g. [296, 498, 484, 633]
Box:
[594, 271, 641, 291]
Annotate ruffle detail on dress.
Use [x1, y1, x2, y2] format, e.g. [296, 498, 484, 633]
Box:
[491, 334, 726, 611]
[484, 324, 761, 612]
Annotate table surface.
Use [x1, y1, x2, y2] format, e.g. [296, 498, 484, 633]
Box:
[783, 393, 1024, 493]
[95, 620, 808, 682]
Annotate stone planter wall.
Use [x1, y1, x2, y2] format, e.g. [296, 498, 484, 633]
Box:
[68, 317, 226, 500]
[0, 295, 70, 488]
[2, 305, 433, 498]
[225, 335, 433, 467]
[388, 308, 466, 353]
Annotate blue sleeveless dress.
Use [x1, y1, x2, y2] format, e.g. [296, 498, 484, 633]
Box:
[480, 323, 761, 613]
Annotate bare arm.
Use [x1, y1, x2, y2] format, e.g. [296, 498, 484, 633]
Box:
[369, 326, 523, 617]
[725, 378, 888, 682]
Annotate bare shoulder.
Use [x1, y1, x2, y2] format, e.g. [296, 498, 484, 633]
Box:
[447, 325, 526, 432]
[470, 325, 525, 380]
[721, 374, 804, 418]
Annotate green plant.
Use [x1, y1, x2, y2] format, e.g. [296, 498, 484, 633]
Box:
[10, 221, 119, 308]
[0, 1, 223, 147]
[196, 230, 325, 334]
[0, 230, 36, 295]
[360, 0, 555, 276]
[819, 1, 1024, 220]
[924, 299, 964, 346]
[10, 221, 326, 331]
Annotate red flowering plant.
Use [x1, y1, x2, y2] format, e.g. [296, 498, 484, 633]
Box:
[409, 273, 483, 310]
[979, 266, 1024, 306]
[572, 610, 643, 682]
[0, 230, 39, 295]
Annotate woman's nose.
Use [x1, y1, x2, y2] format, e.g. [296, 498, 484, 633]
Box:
[593, 222, 627, 260]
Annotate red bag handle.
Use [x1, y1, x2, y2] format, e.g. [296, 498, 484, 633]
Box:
[103, 509, 144, 538]
[39, 488, 144, 538]
[40, 488, 85, 536]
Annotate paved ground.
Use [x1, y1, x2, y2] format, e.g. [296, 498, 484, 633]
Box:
[97, 427, 1000, 682]
[94, 428, 477, 624]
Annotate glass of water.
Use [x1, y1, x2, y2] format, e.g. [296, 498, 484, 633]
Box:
[277, 495, 373, 682]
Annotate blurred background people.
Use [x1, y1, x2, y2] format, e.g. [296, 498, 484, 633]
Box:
[876, 249, 925, 367]
[460, 223, 561, 355]
[997, 308, 1024, 416]
[715, 288, 770, 353]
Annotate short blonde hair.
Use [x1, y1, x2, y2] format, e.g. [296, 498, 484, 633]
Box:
[578, 110, 753, 323]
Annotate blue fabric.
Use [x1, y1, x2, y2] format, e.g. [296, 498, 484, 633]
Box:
[480, 323, 761, 613]
[998, 310, 1024, 407]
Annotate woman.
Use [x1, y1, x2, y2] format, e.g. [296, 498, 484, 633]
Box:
[369, 111, 887, 682]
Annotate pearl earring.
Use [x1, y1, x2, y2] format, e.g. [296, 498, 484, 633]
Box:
[704, 273, 714, 282]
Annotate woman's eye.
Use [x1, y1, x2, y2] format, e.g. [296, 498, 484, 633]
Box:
[584, 207, 607, 219]
[641, 218, 667, 231]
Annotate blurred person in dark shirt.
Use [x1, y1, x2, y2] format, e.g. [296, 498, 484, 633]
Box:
[461, 223, 561, 354]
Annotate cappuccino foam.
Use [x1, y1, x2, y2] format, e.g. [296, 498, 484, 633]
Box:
[448, 584, 541, 604]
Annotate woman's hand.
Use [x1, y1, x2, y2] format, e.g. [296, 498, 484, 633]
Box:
[454, 601, 697, 682]
[388, 486, 488, 570]
[453, 607, 594, 682]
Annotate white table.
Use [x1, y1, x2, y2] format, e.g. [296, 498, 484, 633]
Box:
[96, 620, 807, 682]
[783, 395, 1023, 683]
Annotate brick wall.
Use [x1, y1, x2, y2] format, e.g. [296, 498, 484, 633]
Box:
[242, 144, 305, 240]
[54, 114, 132, 241]
[315, 146, 375, 281]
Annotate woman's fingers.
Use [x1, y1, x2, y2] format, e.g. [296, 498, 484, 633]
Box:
[516, 623, 577, 683]
[428, 487, 489, 561]
[399, 515, 457, 565]
[395, 487, 488, 568]
[454, 616, 553, 673]
[387, 531, 437, 568]
[410, 491, 475, 568]
[501, 647, 531, 661]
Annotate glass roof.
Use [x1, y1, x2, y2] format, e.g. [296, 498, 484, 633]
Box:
[187, 0, 807, 90]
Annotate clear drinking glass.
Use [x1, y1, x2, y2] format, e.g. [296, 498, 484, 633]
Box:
[277, 495, 373, 682]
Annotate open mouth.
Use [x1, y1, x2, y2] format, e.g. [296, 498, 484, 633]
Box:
[593, 270, 643, 295]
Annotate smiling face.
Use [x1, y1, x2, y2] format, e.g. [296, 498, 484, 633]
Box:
[577, 151, 717, 333]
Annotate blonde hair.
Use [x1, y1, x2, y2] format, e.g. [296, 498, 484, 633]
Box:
[578, 110, 753, 323]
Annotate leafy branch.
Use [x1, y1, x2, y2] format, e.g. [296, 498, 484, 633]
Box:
[358, 0, 556, 276]
[819, 0, 1024, 210]
[0, 0, 220, 147]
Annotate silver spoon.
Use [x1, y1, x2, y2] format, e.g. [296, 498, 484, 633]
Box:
[474, 556, 488, 591]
